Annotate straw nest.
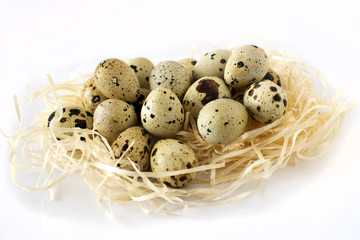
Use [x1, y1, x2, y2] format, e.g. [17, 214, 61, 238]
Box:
[3, 46, 355, 216]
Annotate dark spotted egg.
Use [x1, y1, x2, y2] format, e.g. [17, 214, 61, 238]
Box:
[128, 57, 154, 89]
[81, 77, 108, 113]
[111, 126, 152, 171]
[93, 99, 138, 144]
[182, 76, 231, 118]
[193, 49, 231, 80]
[244, 80, 288, 123]
[149, 61, 191, 100]
[262, 68, 281, 87]
[224, 45, 269, 89]
[94, 58, 140, 103]
[47, 106, 93, 138]
[197, 99, 248, 144]
[178, 58, 197, 83]
[150, 139, 198, 188]
[141, 87, 184, 138]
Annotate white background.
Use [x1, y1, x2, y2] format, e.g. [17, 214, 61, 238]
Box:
[0, 0, 359, 239]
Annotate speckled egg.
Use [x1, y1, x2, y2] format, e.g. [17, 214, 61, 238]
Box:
[262, 68, 281, 87]
[111, 126, 152, 171]
[141, 87, 184, 138]
[178, 58, 197, 83]
[130, 88, 150, 121]
[197, 99, 248, 144]
[193, 49, 231, 80]
[128, 57, 154, 89]
[182, 76, 231, 118]
[81, 77, 109, 113]
[224, 45, 269, 89]
[47, 106, 93, 138]
[150, 139, 198, 188]
[149, 61, 191, 100]
[244, 80, 288, 123]
[93, 99, 138, 143]
[94, 58, 140, 103]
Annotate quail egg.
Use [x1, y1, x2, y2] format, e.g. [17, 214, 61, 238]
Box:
[81, 77, 109, 113]
[149, 61, 191, 100]
[224, 45, 269, 89]
[197, 99, 248, 144]
[128, 57, 154, 89]
[262, 68, 281, 86]
[111, 126, 152, 171]
[141, 87, 184, 138]
[47, 106, 93, 139]
[244, 80, 288, 123]
[150, 139, 198, 188]
[183, 76, 231, 118]
[93, 99, 138, 143]
[193, 49, 231, 80]
[94, 58, 140, 103]
[178, 58, 197, 83]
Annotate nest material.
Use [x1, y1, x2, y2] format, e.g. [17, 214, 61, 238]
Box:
[4, 49, 355, 216]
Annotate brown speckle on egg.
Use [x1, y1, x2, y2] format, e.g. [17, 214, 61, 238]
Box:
[111, 126, 152, 171]
[150, 139, 198, 188]
[94, 58, 140, 103]
[244, 80, 288, 123]
[182, 76, 231, 118]
[197, 99, 248, 144]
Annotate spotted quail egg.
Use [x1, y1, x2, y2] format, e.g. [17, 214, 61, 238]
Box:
[244, 80, 288, 123]
[197, 99, 248, 144]
[141, 87, 184, 138]
[193, 49, 231, 80]
[93, 99, 138, 143]
[262, 68, 281, 87]
[149, 61, 191, 100]
[182, 76, 231, 118]
[130, 88, 150, 121]
[224, 45, 269, 89]
[178, 58, 197, 83]
[111, 126, 152, 171]
[94, 58, 140, 103]
[128, 57, 154, 89]
[81, 77, 109, 113]
[150, 139, 198, 188]
[47, 106, 93, 139]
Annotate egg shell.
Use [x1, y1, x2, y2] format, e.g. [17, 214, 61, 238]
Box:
[262, 68, 281, 87]
[141, 87, 184, 138]
[224, 45, 269, 89]
[182, 76, 231, 118]
[130, 88, 151, 121]
[93, 99, 138, 143]
[48, 106, 93, 138]
[94, 58, 140, 103]
[178, 58, 197, 83]
[244, 80, 288, 123]
[193, 49, 231, 80]
[81, 77, 109, 113]
[111, 126, 152, 171]
[150, 139, 198, 188]
[149, 61, 191, 100]
[197, 99, 248, 144]
[128, 57, 154, 89]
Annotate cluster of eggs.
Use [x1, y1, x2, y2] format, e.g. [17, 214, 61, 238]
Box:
[47, 44, 288, 188]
